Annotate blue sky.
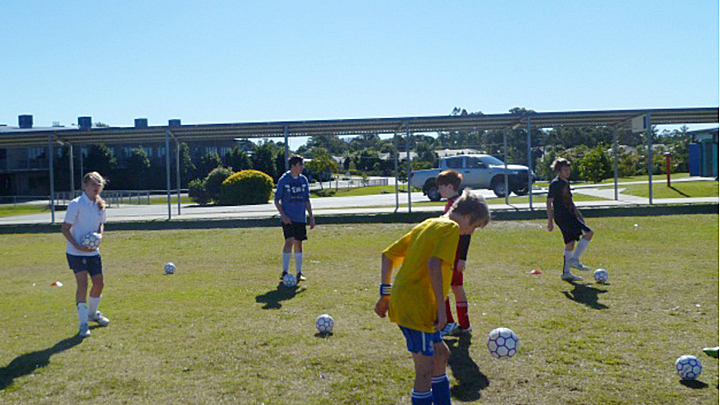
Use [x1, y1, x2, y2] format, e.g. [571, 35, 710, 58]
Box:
[1, 1, 717, 148]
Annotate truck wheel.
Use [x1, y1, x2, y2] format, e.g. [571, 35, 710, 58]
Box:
[512, 184, 529, 196]
[426, 185, 441, 201]
[492, 180, 508, 198]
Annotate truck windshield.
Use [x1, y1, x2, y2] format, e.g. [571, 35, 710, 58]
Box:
[480, 155, 505, 166]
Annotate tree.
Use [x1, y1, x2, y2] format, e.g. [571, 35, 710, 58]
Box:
[84, 144, 117, 187]
[126, 147, 152, 189]
[252, 142, 276, 178]
[274, 150, 287, 179]
[305, 148, 338, 189]
[578, 143, 612, 183]
[178, 142, 196, 187]
[224, 146, 252, 172]
[196, 152, 223, 180]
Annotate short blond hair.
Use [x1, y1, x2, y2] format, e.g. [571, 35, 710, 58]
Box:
[449, 189, 491, 227]
[551, 157, 571, 172]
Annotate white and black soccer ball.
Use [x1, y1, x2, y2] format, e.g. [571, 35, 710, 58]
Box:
[282, 273, 297, 288]
[675, 355, 702, 380]
[164, 262, 176, 274]
[81, 232, 102, 250]
[488, 327, 519, 359]
[594, 269, 609, 284]
[315, 314, 334, 334]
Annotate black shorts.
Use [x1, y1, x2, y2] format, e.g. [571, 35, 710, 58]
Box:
[67, 254, 103, 276]
[282, 222, 307, 241]
[556, 217, 591, 244]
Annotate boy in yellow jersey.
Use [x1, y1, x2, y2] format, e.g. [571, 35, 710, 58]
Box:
[374, 190, 490, 405]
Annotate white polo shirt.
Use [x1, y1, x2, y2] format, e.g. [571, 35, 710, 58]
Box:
[64, 193, 107, 257]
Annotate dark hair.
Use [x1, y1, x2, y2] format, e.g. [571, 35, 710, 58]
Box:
[449, 189, 491, 227]
[288, 155, 304, 168]
[436, 170, 463, 191]
[551, 157, 571, 172]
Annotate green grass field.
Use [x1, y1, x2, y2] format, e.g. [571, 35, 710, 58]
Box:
[0, 204, 49, 218]
[312, 185, 410, 198]
[0, 215, 717, 404]
[602, 181, 719, 199]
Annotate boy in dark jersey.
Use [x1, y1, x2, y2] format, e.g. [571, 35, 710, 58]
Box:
[436, 170, 474, 336]
[546, 158, 594, 282]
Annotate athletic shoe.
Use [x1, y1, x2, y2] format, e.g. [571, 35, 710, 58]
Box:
[568, 258, 591, 271]
[78, 323, 91, 338]
[88, 311, 109, 327]
[440, 322, 458, 336]
[450, 326, 472, 336]
[296, 273, 306, 282]
[280, 272, 288, 280]
[561, 272, 583, 282]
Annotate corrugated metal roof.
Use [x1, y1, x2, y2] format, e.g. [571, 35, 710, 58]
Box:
[0, 107, 717, 148]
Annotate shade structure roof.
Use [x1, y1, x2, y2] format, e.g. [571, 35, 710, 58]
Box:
[0, 107, 717, 148]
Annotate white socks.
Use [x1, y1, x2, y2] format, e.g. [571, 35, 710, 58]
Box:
[77, 302, 88, 326]
[563, 250, 574, 274]
[88, 295, 101, 317]
[282, 252, 292, 273]
[574, 239, 590, 260]
[295, 252, 303, 274]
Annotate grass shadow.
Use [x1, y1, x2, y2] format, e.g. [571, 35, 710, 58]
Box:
[314, 332, 334, 338]
[679, 379, 708, 389]
[562, 282, 608, 310]
[0, 334, 84, 390]
[255, 282, 306, 310]
[669, 186, 691, 197]
[445, 334, 489, 401]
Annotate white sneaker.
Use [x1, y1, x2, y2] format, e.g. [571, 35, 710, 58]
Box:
[561, 272, 583, 282]
[568, 258, 591, 271]
[78, 323, 91, 338]
[88, 311, 110, 327]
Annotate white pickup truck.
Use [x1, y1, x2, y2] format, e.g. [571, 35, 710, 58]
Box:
[408, 154, 535, 201]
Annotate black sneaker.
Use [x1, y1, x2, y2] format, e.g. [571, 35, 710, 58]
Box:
[296, 273, 307, 281]
[280, 272, 288, 280]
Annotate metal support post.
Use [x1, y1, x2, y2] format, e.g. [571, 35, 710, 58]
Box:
[48, 133, 55, 223]
[284, 125, 290, 171]
[526, 116, 533, 210]
[646, 112, 653, 204]
[175, 138, 181, 215]
[165, 129, 172, 220]
[69, 143, 75, 195]
[394, 132, 399, 213]
[406, 123, 412, 214]
[613, 127, 619, 200]
[504, 128, 509, 205]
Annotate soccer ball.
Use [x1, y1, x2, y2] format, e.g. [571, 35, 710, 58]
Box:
[594, 269, 609, 284]
[164, 262, 176, 274]
[487, 327, 519, 359]
[282, 273, 297, 287]
[675, 355, 702, 380]
[315, 314, 334, 334]
[81, 232, 102, 249]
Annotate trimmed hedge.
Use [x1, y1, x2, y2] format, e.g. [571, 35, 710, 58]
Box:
[188, 178, 209, 205]
[220, 170, 274, 205]
[205, 167, 234, 203]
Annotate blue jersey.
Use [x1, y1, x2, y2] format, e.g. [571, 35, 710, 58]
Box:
[275, 171, 310, 223]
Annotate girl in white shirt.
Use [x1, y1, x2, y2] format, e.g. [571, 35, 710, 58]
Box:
[61, 172, 109, 337]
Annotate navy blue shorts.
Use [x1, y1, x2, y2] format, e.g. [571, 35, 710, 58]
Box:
[399, 326, 443, 356]
[282, 222, 307, 241]
[557, 218, 592, 244]
[66, 254, 103, 276]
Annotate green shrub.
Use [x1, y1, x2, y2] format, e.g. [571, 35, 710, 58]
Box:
[188, 178, 209, 205]
[205, 167, 234, 203]
[578, 143, 613, 183]
[220, 170, 274, 205]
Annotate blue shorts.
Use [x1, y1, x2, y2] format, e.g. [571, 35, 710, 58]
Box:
[399, 326, 443, 356]
[66, 254, 103, 277]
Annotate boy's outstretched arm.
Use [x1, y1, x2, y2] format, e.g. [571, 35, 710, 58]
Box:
[546, 197, 554, 232]
[374, 254, 393, 318]
[428, 257, 446, 331]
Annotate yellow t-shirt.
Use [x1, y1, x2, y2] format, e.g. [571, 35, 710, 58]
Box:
[383, 217, 460, 333]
